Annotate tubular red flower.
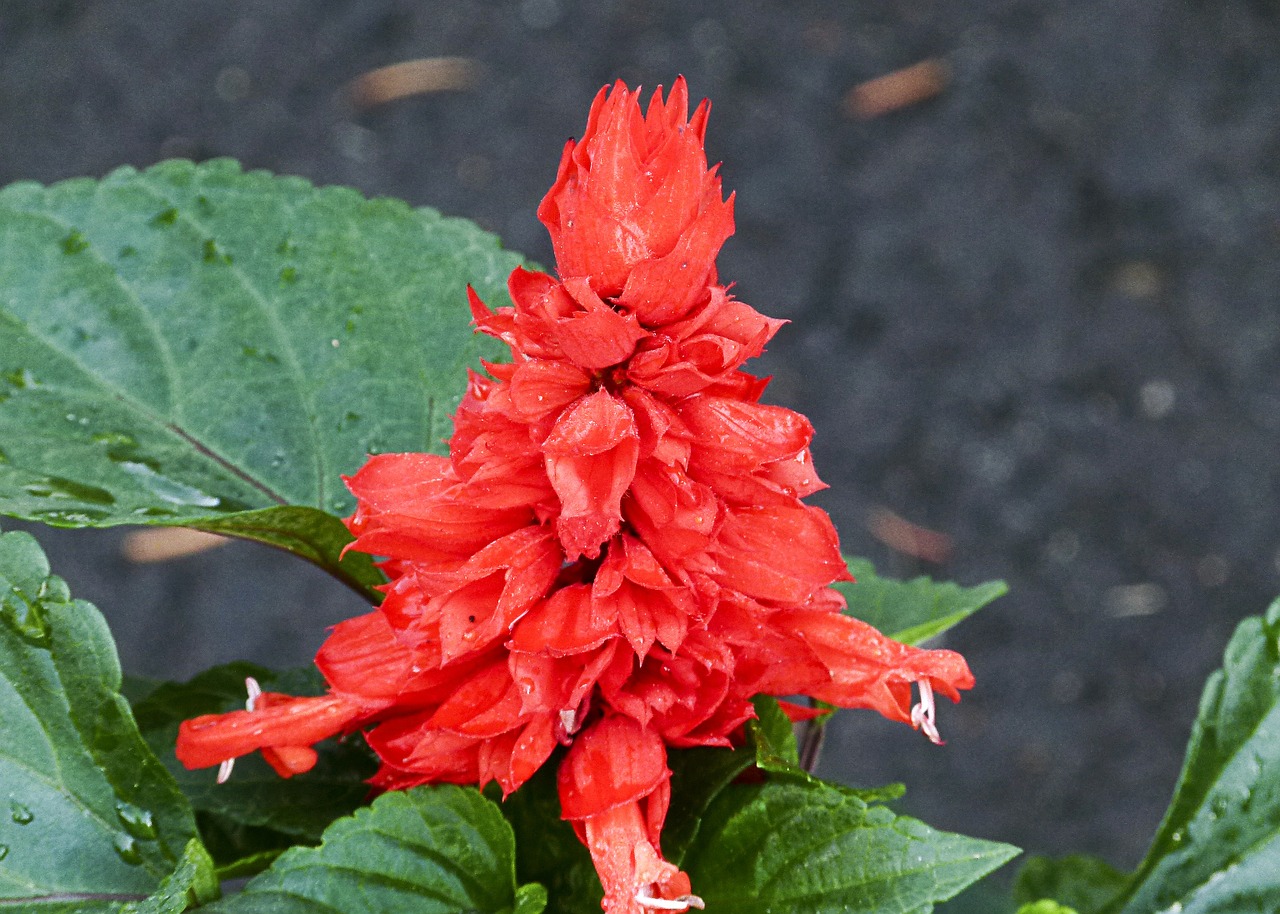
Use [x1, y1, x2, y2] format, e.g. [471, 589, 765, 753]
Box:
[176, 77, 975, 913]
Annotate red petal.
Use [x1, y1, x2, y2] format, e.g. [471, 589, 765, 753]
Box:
[544, 390, 640, 560]
[509, 583, 618, 656]
[578, 800, 694, 914]
[176, 694, 360, 771]
[558, 715, 668, 820]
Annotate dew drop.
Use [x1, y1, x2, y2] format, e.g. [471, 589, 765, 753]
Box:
[10, 802, 33, 825]
[202, 238, 231, 265]
[115, 801, 157, 840]
[61, 231, 89, 255]
[113, 833, 143, 865]
[2, 368, 36, 388]
[2, 588, 50, 647]
[37, 575, 71, 603]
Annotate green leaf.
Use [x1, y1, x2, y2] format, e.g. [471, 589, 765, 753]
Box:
[1014, 855, 1127, 914]
[837, 557, 1006, 645]
[681, 779, 1019, 914]
[0, 528, 203, 907]
[208, 785, 543, 914]
[1017, 903, 1079, 914]
[664, 745, 756, 868]
[1101, 596, 1280, 914]
[0, 159, 526, 595]
[130, 661, 377, 874]
[121, 840, 220, 914]
[499, 763, 603, 914]
[748, 694, 802, 771]
[665, 696, 815, 865]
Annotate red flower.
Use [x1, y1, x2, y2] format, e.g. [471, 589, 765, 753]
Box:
[177, 78, 974, 914]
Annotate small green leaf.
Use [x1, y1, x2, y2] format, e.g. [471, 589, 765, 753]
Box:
[208, 785, 541, 914]
[512, 882, 549, 914]
[837, 556, 1006, 645]
[1102, 596, 1280, 914]
[130, 661, 377, 873]
[748, 694, 801, 770]
[1014, 855, 1127, 914]
[0, 528, 202, 906]
[1017, 903, 1079, 914]
[0, 159, 528, 594]
[682, 779, 1019, 914]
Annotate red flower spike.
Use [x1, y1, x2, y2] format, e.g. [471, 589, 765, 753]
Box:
[175, 77, 976, 913]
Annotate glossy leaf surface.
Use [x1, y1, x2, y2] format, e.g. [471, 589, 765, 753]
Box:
[0, 160, 523, 593]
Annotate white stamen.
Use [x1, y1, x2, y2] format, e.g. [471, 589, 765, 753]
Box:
[635, 891, 705, 911]
[559, 708, 578, 734]
[216, 758, 235, 784]
[216, 677, 266, 784]
[245, 676, 262, 712]
[910, 679, 943, 745]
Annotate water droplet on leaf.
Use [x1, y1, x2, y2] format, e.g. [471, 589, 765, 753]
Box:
[10, 802, 33, 825]
[115, 802, 157, 840]
[37, 575, 71, 603]
[202, 239, 232, 264]
[113, 833, 143, 865]
[61, 231, 89, 255]
[2, 368, 36, 389]
[1, 588, 50, 647]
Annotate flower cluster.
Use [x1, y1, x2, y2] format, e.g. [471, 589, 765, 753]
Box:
[177, 79, 973, 913]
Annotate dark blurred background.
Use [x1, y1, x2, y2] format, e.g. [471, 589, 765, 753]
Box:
[3, 0, 1279, 881]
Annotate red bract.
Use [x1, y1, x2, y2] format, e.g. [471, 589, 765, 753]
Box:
[177, 78, 975, 914]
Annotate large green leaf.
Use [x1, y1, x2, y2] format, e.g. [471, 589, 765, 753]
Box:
[837, 557, 1007, 646]
[130, 662, 377, 877]
[209, 785, 545, 914]
[0, 528, 210, 909]
[681, 779, 1018, 914]
[0, 159, 525, 595]
[1099, 596, 1280, 914]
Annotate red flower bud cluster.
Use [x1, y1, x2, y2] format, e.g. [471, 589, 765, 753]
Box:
[177, 79, 973, 914]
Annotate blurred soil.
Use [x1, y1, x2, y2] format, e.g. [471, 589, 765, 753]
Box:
[3, 0, 1279, 876]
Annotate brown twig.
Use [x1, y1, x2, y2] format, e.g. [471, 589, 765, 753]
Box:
[844, 58, 949, 119]
[121, 528, 228, 563]
[348, 57, 482, 109]
[867, 506, 952, 564]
